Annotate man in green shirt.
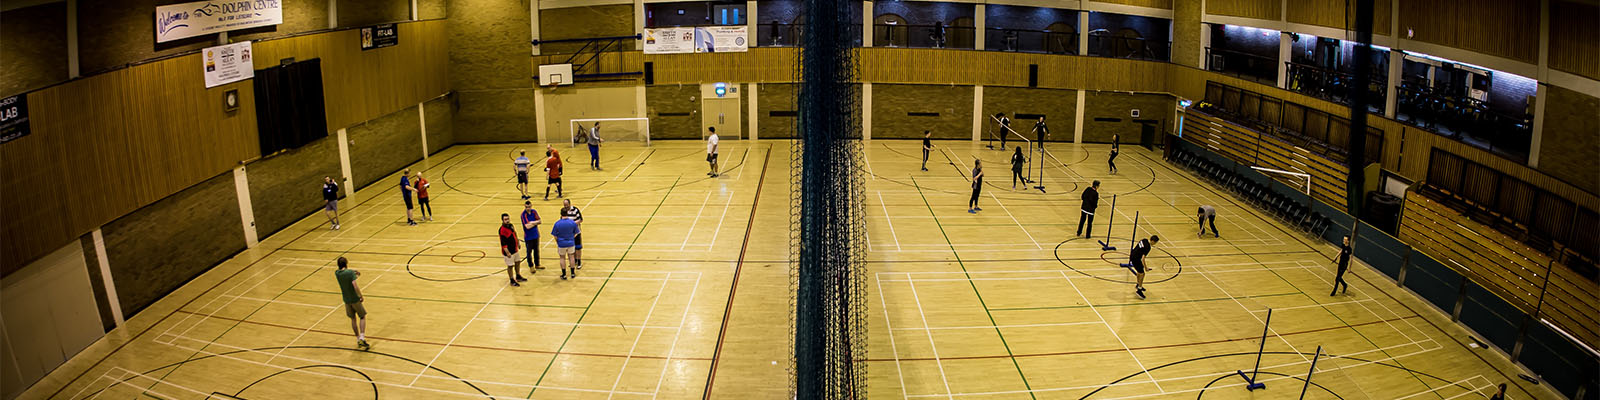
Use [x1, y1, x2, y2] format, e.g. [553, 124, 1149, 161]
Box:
[335, 257, 370, 350]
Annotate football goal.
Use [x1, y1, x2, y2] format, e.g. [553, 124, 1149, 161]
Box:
[570, 117, 651, 147]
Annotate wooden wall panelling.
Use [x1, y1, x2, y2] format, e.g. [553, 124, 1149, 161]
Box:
[1399, 0, 1540, 64]
[1549, 1, 1600, 80]
[252, 20, 451, 133]
[1090, 0, 1174, 10]
[1205, 0, 1282, 20]
[645, 48, 797, 84]
[1285, 0, 1393, 36]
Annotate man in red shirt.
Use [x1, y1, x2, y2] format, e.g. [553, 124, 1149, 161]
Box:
[500, 213, 526, 286]
[414, 171, 432, 222]
[544, 145, 563, 201]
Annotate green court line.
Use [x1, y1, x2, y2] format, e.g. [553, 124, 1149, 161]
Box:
[987, 291, 1301, 312]
[910, 176, 1038, 400]
[525, 177, 678, 399]
[286, 288, 588, 309]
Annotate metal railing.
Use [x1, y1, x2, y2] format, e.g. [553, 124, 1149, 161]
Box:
[1395, 84, 1532, 160]
[872, 23, 977, 49]
[531, 34, 643, 79]
[1284, 61, 1387, 109]
[1205, 47, 1277, 84]
[1088, 33, 1169, 61]
[756, 23, 862, 47]
[984, 28, 1077, 54]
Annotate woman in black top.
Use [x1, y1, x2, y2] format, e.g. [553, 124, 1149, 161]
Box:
[1109, 134, 1120, 174]
[1332, 236, 1352, 295]
[1011, 146, 1027, 189]
[967, 159, 983, 213]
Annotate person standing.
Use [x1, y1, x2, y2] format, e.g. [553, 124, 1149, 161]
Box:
[1109, 134, 1120, 174]
[334, 257, 370, 350]
[414, 171, 432, 222]
[921, 130, 933, 171]
[552, 215, 580, 280]
[1488, 384, 1506, 400]
[520, 201, 543, 272]
[322, 176, 341, 230]
[1128, 235, 1159, 299]
[1077, 180, 1101, 237]
[562, 199, 585, 269]
[514, 151, 532, 200]
[967, 158, 984, 214]
[500, 213, 526, 286]
[399, 169, 416, 226]
[587, 122, 604, 170]
[1331, 236, 1352, 296]
[706, 127, 720, 177]
[996, 113, 1012, 149]
[1011, 146, 1027, 190]
[1032, 116, 1049, 150]
[544, 145, 563, 200]
[1197, 205, 1218, 237]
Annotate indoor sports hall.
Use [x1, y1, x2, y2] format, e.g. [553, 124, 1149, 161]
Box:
[1, 1, 1596, 400]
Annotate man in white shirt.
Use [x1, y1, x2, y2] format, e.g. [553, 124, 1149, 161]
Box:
[706, 127, 720, 178]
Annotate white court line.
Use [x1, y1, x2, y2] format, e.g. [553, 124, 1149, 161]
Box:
[214, 294, 337, 309]
[1441, 381, 1494, 400]
[612, 149, 650, 181]
[1059, 271, 1165, 393]
[876, 278, 911, 400]
[474, 317, 679, 330]
[907, 280, 956, 399]
[1395, 376, 1486, 400]
[89, 368, 198, 400]
[892, 321, 1104, 331]
[166, 258, 302, 341]
[1189, 262, 1313, 364]
[606, 274, 672, 399]
[878, 191, 903, 251]
[1291, 259, 1429, 347]
[988, 192, 1042, 250]
[409, 284, 506, 386]
[706, 190, 736, 252]
[1248, 297, 1379, 313]
[680, 190, 716, 251]
[650, 272, 703, 399]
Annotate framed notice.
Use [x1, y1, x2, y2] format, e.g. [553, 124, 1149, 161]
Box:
[693, 26, 748, 53]
[203, 41, 255, 88]
[0, 95, 29, 144]
[156, 0, 283, 43]
[644, 27, 696, 54]
[361, 24, 399, 50]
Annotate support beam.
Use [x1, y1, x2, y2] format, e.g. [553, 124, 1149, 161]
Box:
[530, 0, 540, 55]
[863, 1, 873, 47]
[535, 88, 548, 143]
[232, 166, 258, 248]
[862, 83, 873, 140]
[1074, 90, 1086, 143]
[1277, 32, 1291, 89]
[1384, 50, 1401, 118]
[1344, 0, 1375, 215]
[972, 85, 984, 141]
[66, 0, 78, 78]
[975, 4, 985, 51]
[328, 0, 337, 29]
[1077, 11, 1088, 55]
[747, 83, 758, 140]
[1529, 0, 1551, 167]
[634, 0, 645, 50]
[418, 103, 430, 166]
[91, 229, 123, 326]
[337, 128, 355, 201]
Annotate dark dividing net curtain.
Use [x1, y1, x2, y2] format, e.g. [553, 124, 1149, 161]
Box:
[254, 59, 329, 156]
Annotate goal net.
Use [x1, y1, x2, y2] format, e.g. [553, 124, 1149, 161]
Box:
[1251, 165, 1311, 196]
[570, 117, 651, 147]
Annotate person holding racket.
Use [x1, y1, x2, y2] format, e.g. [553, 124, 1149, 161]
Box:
[1127, 235, 1159, 299]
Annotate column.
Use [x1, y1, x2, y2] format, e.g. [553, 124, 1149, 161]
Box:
[863, 1, 874, 47]
[91, 229, 123, 326]
[1384, 50, 1401, 118]
[530, 0, 541, 55]
[418, 103, 430, 165]
[328, 0, 337, 29]
[1077, 12, 1089, 55]
[747, 1, 758, 37]
[1199, 22, 1212, 68]
[337, 128, 355, 201]
[972, 86, 984, 141]
[975, 4, 985, 51]
[67, 0, 79, 78]
[747, 83, 759, 141]
[1528, 0, 1551, 167]
[1277, 32, 1292, 89]
[635, 0, 646, 50]
[233, 166, 258, 248]
[862, 83, 873, 140]
[1074, 90, 1087, 143]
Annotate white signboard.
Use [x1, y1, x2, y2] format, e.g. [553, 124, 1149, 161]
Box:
[203, 42, 255, 88]
[694, 26, 748, 53]
[156, 0, 284, 43]
[644, 26, 748, 54]
[643, 27, 696, 54]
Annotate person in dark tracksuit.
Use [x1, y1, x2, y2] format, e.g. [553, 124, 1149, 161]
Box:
[1077, 181, 1100, 237]
[1011, 147, 1027, 190]
[967, 159, 984, 213]
[1109, 134, 1121, 174]
[1127, 236, 1159, 299]
[1332, 236, 1352, 296]
[921, 130, 934, 171]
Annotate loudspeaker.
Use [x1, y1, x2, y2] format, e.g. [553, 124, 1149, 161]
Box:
[1028, 64, 1038, 88]
[644, 62, 654, 85]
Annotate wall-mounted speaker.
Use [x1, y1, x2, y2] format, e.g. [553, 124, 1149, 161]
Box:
[1028, 64, 1038, 88]
[644, 62, 655, 85]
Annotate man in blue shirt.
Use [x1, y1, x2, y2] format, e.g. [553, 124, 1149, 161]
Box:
[521, 201, 543, 272]
[322, 176, 341, 230]
[552, 216, 580, 280]
[400, 168, 416, 226]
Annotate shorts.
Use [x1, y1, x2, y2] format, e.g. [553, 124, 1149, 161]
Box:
[344, 302, 367, 318]
[325, 200, 338, 211]
[1131, 262, 1146, 274]
[557, 245, 576, 256]
[402, 195, 414, 209]
[574, 233, 583, 250]
[504, 252, 519, 266]
[517, 171, 529, 184]
[548, 177, 562, 185]
[707, 153, 718, 162]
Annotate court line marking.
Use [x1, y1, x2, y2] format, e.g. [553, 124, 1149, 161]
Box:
[1059, 270, 1165, 393]
[92, 368, 201, 399]
[649, 270, 703, 399]
[474, 317, 679, 330]
[706, 190, 736, 252]
[409, 284, 506, 386]
[1395, 375, 1486, 400]
[907, 280, 955, 399]
[878, 191, 903, 251]
[606, 273, 672, 399]
[1188, 259, 1314, 364]
[681, 190, 715, 251]
[987, 192, 1042, 250]
[876, 277, 911, 400]
[891, 321, 1104, 331]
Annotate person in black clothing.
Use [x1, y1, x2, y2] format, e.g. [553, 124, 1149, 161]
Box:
[1332, 236, 1352, 295]
[1032, 116, 1049, 150]
[1488, 383, 1506, 400]
[1109, 134, 1120, 174]
[996, 113, 1011, 149]
[967, 158, 984, 213]
[921, 130, 933, 171]
[1011, 146, 1027, 190]
[1128, 235, 1159, 298]
[1077, 181, 1100, 237]
[322, 177, 341, 230]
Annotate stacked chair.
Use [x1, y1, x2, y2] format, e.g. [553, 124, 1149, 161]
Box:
[1171, 148, 1334, 237]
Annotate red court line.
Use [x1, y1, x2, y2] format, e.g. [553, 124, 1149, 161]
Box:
[171, 310, 712, 361]
[863, 314, 1423, 362]
[703, 146, 772, 399]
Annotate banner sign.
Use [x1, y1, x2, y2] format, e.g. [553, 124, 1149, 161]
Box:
[0, 95, 29, 144]
[644, 26, 747, 54]
[361, 23, 398, 50]
[203, 41, 255, 88]
[156, 0, 284, 43]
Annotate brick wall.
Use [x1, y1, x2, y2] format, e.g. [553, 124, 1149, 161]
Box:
[983, 86, 1077, 142]
[337, 0, 414, 28]
[247, 136, 342, 237]
[103, 173, 244, 315]
[647, 84, 701, 139]
[448, 0, 534, 143]
[1083, 91, 1174, 144]
[0, 3, 68, 97]
[1537, 85, 1600, 194]
[756, 83, 798, 139]
[873, 84, 972, 140]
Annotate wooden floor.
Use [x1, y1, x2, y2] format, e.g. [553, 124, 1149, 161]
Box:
[22, 140, 1563, 400]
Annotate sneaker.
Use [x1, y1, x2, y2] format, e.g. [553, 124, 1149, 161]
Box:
[408, 221, 417, 226]
[516, 276, 527, 282]
[1136, 290, 1146, 299]
[974, 207, 983, 211]
[543, 196, 549, 201]
[510, 280, 521, 287]
[357, 340, 370, 350]
[534, 265, 545, 270]
[921, 167, 929, 171]
[1214, 233, 1220, 238]
[968, 209, 977, 214]
[560, 273, 568, 280]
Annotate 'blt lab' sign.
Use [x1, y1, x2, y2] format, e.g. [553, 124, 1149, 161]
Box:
[361, 24, 399, 50]
[0, 95, 30, 144]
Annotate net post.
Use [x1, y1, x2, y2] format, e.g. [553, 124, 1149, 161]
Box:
[1237, 307, 1271, 390]
[1299, 345, 1322, 399]
[1099, 194, 1118, 250]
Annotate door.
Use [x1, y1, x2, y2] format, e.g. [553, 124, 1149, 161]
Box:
[701, 98, 741, 139]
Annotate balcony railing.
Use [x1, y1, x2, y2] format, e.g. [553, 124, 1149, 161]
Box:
[1205, 47, 1276, 84]
[1088, 33, 1169, 61]
[984, 28, 1077, 55]
[873, 24, 976, 49]
[1396, 84, 1532, 160]
[1285, 61, 1386, 113]
[756, 23, 862, 47]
